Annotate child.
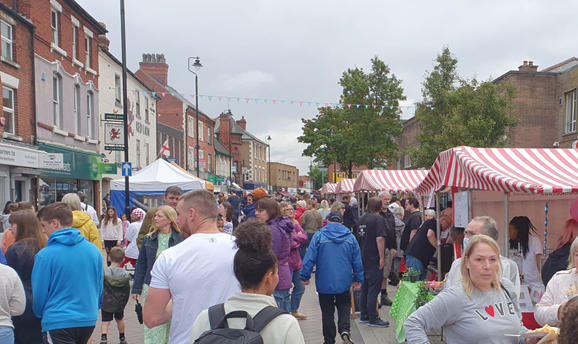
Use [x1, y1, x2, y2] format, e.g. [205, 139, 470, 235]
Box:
[101, 247, 131, 344]
[121, 214, 130, 246]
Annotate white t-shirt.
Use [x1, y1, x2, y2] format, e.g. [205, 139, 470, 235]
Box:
[150, 232, 241, 344]
[521, 235, 543, 286]
[124, 221, 142, 259]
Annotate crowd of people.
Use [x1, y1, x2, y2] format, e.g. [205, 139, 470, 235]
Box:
[0, 187, 577, 344]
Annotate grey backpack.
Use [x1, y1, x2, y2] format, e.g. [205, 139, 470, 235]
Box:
[193, 304, 288, 344]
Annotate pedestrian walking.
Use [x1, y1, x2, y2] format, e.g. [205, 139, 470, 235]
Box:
[5, 210, 46, 344]
[218, 201, 237, 234]
[137, 186, 183, 249]
[190, 221, 305, 344]
[100, 206, 123, 266]
[143, 190, 240, 344]
[79, 193, 100, 227]
[243, 188, 270, 222]
[301, 211, 364, 344]
[61, 193, 104, 261]
[131, 205, 183, 344]
[377, 191, 396, 306]
[120, 208, 145, 268]
[0, 264, 25, 344]
[280, 202, 308, 319]
[300, 200, 323, 260]
[32, 202, 104, 343]
[100, 247, 130, 344]
[256, 198, 293, 312]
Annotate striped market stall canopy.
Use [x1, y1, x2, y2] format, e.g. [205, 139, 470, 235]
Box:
[415, 146, 578, 195]
[320, 182, 337, 194]
[353, 169, 429, 193]
[335, 179, 356, 194]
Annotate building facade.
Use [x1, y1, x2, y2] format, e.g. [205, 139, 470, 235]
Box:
[98, 42, 157, 196]
[214, 111, 247, 188]
[298, 175, 314, 193]
[213, 138, 230, 193]
[269, 162, 298, 194]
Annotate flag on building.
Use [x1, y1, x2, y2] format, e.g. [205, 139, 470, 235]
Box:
[160, 139, 170, 157]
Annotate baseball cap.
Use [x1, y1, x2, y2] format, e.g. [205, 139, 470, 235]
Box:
[132, 208, 146, 220]
[251, 188, 270, 200]
[328, 211, 343, 223]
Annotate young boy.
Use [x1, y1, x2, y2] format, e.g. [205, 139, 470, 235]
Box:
[101, 247, 131, 344]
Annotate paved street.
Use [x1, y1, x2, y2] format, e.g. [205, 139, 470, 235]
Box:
[93, 275, 444, 344]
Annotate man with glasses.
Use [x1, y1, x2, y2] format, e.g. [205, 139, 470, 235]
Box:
[444, 216, 521, 295]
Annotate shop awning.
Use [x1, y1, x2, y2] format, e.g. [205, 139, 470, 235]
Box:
[415, 146, 578, 195]
[353, 169, 429, 193]
[335, 179, 356, 194]
[320, 183, 337, 194]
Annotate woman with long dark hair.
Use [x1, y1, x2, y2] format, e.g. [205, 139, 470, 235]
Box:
[218, 201, 237, 234]
[5, 210, 47, 344]
[189, 221, 305, 343]
[509, 216, 543, 286]
[255, 198, 293, 312]
[542, 219, 578, 286]
[100, 206, 123, 266]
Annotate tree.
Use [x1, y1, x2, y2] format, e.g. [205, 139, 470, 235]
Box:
[299, 56, 405, 176]
[308, 164, 328, 190]
[413, 47, 519, 168]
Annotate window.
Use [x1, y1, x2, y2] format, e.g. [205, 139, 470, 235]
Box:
[2, 87, 14, 134]
[136, 139, 141, 168]
[52, 74, 63, 128]
[135, 92, 140, 118]
[145, 143, 149, 166]
[72, 26, 78, 60]
[207, 127, 212, 144]
[188, 116, 194, 137]
[74, 85, 80, 134]
[188, 147, 194, 169]
[566, 90, 577, 133]
[199, 149, 205, 171]
[404, 154, 412, 168]
[86, 92, 94, 138]
[144, 97, 149, 122]
[208, 154, 212, 172]
[199, 122, 204, 141]
[84, 35, 91, 68]
[51, 10, 59, 46]
[1, 21, 13, 61]
[114, 75, 121, 104]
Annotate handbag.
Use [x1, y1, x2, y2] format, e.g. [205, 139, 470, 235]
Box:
[135, 300, 143, 324]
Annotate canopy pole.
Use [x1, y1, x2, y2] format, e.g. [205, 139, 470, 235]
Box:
[436, 192, 442, 281]
[503, 192, 509, 257]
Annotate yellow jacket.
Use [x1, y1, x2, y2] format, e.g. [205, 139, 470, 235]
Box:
[72, 210, 104, 258]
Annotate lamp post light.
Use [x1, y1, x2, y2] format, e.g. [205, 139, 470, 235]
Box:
[188, 56, 203, 177]
[266, 135, 271, 192]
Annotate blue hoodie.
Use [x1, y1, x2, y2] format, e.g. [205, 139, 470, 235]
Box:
[32, 228, 104, 332]
[300, 222, 364, 294]
[242, 203, 256, 222]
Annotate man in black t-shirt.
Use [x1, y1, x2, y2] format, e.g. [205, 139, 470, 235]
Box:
[356, 197, 389, 327]
[401, 198, 422, 252]
[378, 191, 397, 307]
[404, 218, 437, 281]
[342, 195, 356, 231]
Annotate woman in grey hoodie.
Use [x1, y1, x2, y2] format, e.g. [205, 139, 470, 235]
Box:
[404, 235, 539, 344]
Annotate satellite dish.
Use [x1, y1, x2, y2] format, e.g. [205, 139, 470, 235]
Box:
[573, 140, 578, 149]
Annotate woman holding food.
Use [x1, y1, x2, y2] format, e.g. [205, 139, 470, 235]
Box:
[405, 235, 537, 344]
[535, 237, 578, 327]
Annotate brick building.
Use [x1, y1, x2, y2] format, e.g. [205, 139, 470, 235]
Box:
[0, 2, 40, 205]
[135, 53, 216, 180]
[269, 162, 298, 194]
[298, 175, 314, 193]
[9, 0, 107, 209]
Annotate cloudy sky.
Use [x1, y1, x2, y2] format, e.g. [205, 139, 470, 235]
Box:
[79, 0, 578, 174]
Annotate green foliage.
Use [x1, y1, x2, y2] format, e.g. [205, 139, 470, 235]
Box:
[308, 164, 329, 190]
[401, 267, 419, 282]
[413, 46, 519, 168]
[415, 281, 433, 309]
[298, 56, 406, 175]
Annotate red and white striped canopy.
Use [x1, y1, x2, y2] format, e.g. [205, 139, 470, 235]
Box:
[415, 146, 578, 195]
[335, 179, 356, 194]
[353, 169, 429, 193]
[320, 183, 337, 194]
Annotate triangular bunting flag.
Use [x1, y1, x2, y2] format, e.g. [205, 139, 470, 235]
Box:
[308, 102, 311, 106]
[365, 105, 369, 109]
[381, 106, 385, 109]
[431, 107, 435, 110]
[356, 105, 360, 109]
[347, 104, 351, 108]
[227, 97, 231, 102]
[281, 100, 285, 104]
[152, 92, 156, 97]
[142, 91, 146, 97]
[236, 98, 240, 102]
[373, 105, 377, 109]
[246, 98, 250, 103]
[264, 99, 268, 103]
[199, 95, 203, 99]
[171, 93, 175, 96]
[255, 99, 259, 104]
[218, 97, 222, 101]
[208, 96, 212, 101]
[132, 90, 136, 96]
[316, 103, 320, 107]
[398, 106, 402, 110]
[290, 101, 294, 105]
[162, 92, 165, 97]
[299, 102, 303, 107]
[406, 106, 410, 110]
[389, 106, 393, 110]
[273, 100, 277, 104]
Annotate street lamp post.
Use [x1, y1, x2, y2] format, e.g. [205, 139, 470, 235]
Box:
[120, 0, 130, 217]
[188, 56, 203, 177]
[266, 135, 271, 192]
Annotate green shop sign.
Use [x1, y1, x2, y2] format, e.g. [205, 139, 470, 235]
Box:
[208, 175, 216, 183]
[98, 163, 118, 174]
[38, 143, 102, 181]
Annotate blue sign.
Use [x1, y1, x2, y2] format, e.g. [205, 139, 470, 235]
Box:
[121, 162, 132, 177]
[165, 158, 178, 164]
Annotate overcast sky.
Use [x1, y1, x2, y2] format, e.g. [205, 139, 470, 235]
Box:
[79, 0, 578, 175]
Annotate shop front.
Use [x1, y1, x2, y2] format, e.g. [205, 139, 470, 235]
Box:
[0, 142, 46, 206]
[37, 143, 102, 210]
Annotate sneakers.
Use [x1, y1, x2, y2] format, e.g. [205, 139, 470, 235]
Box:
[359, 317, 369, 323]
[119, 338, 127, 344]
[341, 332, 354, 344]
[100, 335, 107, 344]
[291, 311, 308, 319]
[368, 318, 390, 327]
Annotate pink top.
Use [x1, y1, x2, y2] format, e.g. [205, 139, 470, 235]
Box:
[289, 223, 308, 272]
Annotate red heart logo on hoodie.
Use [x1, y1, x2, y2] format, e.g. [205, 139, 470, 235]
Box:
[485, 305, 495, 317]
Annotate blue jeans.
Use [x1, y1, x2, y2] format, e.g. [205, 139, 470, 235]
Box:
[273, 289, 291, 313]
[405, 255, 428, 281]
[300, 233, 315, 261]
[0, 326, 14, 344]
[291, 268, 306, 312]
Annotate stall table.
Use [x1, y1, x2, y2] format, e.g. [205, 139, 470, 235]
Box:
[390, 281, 435, 343]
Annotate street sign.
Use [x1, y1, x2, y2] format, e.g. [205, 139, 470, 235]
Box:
[98, 163, 117, 174]
[104, 113, 124, 121]
[105, 145, 124, 151]
[121, 162, 132, 177]
[318, 167, 328, 172]
[165, 158, 178, 164]
[104, 123, 125, 145]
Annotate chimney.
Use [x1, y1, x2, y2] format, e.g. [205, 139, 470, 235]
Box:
[236, 116, 247, 131]
[97, 22, 110, 51]
[219, 112, 231, 149]
[518, 60, 538, 73]
[139, 53, 169, 85]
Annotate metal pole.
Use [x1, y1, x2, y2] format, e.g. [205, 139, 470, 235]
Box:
[195, 74, 200, 177]
[268, 143, 271, 191]
[436, 192, 441, 281]
[504, 192, 509, 257]
[120, 0, 130, 217]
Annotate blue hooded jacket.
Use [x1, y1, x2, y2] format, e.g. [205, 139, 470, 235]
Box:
[32, 228, 104, 331]
[242, 203, 256, 222]
[300, 222, 364, 294]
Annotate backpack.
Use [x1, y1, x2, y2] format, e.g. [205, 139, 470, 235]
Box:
[193, 304, 288, 344]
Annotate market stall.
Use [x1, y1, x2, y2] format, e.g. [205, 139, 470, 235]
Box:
[320, 182, 337, 195]
[335, 178, 356, 194]
[353, 169, 429, 193]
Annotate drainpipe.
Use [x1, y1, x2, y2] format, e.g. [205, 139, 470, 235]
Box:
[31, 26, 37, 146]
